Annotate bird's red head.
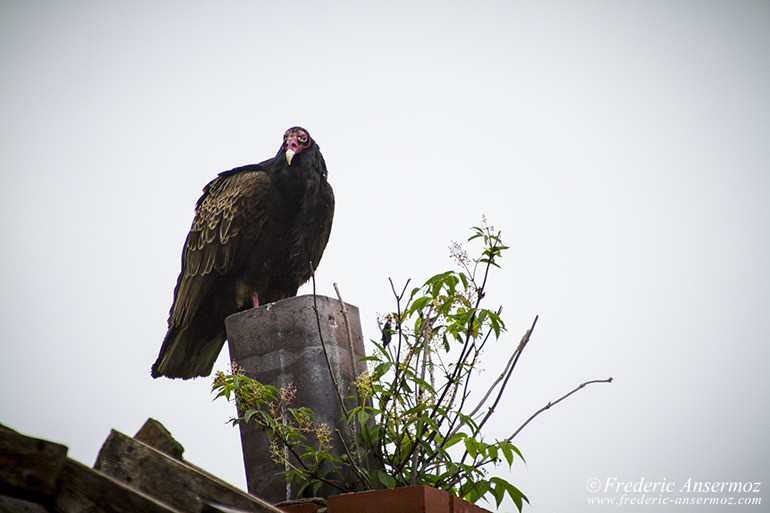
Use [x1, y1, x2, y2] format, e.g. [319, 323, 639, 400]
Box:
[283, 127, 311, 165]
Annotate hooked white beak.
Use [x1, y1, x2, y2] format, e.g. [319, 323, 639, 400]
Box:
[285, 149, 295, 165]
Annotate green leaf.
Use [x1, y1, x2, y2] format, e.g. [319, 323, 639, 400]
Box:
[410, 296, 432, 311]
[489, 315, 501, 338]
[378, 470, 396, 489]
[444, 432, 466, 448]
[490, 476, 529, 511]
[491, 478, 506, 506]
[373, 361, 394, 378]
[409, 375, 436, 394]
[258, 410, 273, 425]
[500, 441, 514, 467]
[424, 270, 454, 286]
[464, 437, 478, 459]
[461, 479, 490, 504]
[487, 444, 498, 462]
[506, 442, 527, 463]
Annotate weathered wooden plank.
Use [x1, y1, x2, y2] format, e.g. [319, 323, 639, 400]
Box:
[0, 494, 51, 513]
[134, 418, 184, 460]
[0, 428, 68, 497]
[203, 505, 270, 513]
[94, 429, 283, 513]
[54, 459, 182, 513]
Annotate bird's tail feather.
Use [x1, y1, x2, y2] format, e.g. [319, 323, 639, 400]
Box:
[151, 325, 226, 379]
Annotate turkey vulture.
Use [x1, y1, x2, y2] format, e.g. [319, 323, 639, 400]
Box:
[151, 127, 334, 379]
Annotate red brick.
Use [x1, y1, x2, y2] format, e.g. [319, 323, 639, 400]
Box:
[327, 485, 492, 513]
[451, 494, 492, 513]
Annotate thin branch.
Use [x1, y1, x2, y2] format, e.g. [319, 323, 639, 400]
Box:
[434, 309, 519, 457]
[335, 428, 373, 489]
[388, 277, 410, 366]
[457, 307, 505, 419]
[428, 235, 502, 424]
[382, 278, 410, 408]
[333, 282, 384, 470]
[473, 315, 538, 436]
[409, 314, 434, 485]
[333, 282, 357, 371]
[440, 316, 536, 484]
[249, 416, 348, 493]
[439, 376, 614, 490]
[506, 377, 614, 442]
[393, 241, 502, 477]
[310, 271, 350, 422]
[380, 277, 409, 465]
[332, 282, 363, 438]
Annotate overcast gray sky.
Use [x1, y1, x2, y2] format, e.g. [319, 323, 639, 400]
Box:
[1, 1, 768, 511]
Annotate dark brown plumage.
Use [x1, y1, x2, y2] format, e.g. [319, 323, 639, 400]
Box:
[151, 127, 334, 379]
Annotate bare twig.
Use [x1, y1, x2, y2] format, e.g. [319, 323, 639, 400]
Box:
[440, 376, 614, 490]
[382, 278, 410, 411]
[429, 234, 502, 423]
[506, 377, 614, 442]
[436, 310, 525, 455]
[333, 282, 357, 372]
[250, 416, 348, 493]
[409, 314, 434, 485]
[335, 428, 373, 489]
[392, 241, 502, 478]
[450, 305, 502, 419]
[388, 277, 410, 365]
[370, 278, 412, 468]
[310, 271, 350, 421]
[473, 315, 538, 436]
[440, 316, 538, 479]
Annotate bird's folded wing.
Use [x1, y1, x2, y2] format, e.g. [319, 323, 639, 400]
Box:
[168, 167, 271, 329]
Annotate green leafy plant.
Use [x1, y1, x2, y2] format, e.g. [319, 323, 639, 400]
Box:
[213, 218, 612, 511]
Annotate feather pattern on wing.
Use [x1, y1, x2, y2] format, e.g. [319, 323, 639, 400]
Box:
[170, 168, 270, 329]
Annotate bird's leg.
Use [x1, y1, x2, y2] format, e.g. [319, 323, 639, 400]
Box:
[251, 291, 260, 308]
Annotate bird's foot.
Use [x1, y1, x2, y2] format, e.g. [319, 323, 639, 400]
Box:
[251, 291, 260, 308]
